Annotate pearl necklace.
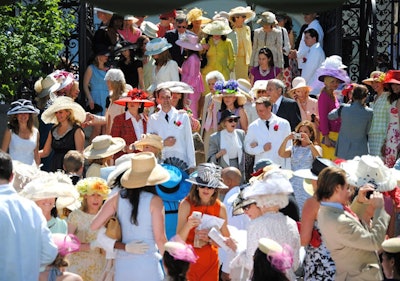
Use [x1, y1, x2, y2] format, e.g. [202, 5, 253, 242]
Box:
[259, 66, 270, 77]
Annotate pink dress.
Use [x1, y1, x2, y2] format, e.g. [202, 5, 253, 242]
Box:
[181, 53, 204, 119]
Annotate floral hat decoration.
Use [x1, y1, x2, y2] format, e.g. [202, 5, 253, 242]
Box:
[114, 88, 155, 107]
[212, 79, 247, 106]
[384, 70, 400, 86]
[76, 177, 111, 200]
[362, 71, 386, 86]
[258, 238, 294, 272]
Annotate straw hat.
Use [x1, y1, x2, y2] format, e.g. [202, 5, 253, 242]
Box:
[114, 88, 155, 107]
[156, 164, 191, 201]
[384, 70, 400, 85]
[19, 172, 79, 209]
[202, 20, 232, 36]
[34, 75, 61, 98]
[176, 34, 203, 51]
[83, 135, 125, 160]
[340, 155, 397, 192]
[382, 238, 400, 253]
[288, 77, 312, 94]
[186, 8, 211, 25]
[121, 152, 170, 189]
[186, 163, 228, 189]
[7, 99, 40, 115]
[104, 153, 136, 187]
[257, 11, 278, 25]
[362, 71, 386, 86]
[212, 79, 247, 106]
[52, 233, 81, 256]
[250, 80, 268, 98]
[134, 133, 163, 152]
[237, 78, 252, 101]
[140, 21, 158, 39]
[145, 37, 172, 56]
[229, 6, 255, 22]
[156, 81, 194, 94]
[41, 96, 86, 124]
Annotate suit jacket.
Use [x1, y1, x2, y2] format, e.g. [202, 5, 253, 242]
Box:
[276, 97, 302, 131]
[207, 129, 245, 173]
[328, 101, 373, 160]
[165, 29, 195, 67]
[318, 202, 389, 281]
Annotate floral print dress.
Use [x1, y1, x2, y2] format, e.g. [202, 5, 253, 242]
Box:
[384, 101, 400, 167]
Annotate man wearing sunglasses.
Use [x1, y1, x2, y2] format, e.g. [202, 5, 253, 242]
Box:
[165, 13, 196, 67]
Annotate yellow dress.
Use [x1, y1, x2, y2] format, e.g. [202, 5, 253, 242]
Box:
[234, 26, 252, 81]
[67, 209, 106, 281]
[201, 37, 235, 95]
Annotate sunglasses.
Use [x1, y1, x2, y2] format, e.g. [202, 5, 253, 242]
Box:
[198, 185, 215, 190]
[242, 203, 255, 211]
[226, 118, 238, 123]
[177, 25, 187, 29]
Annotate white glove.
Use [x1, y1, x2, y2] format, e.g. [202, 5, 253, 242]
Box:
[96, 227, 117, 258]
[125, 240, 149, 254]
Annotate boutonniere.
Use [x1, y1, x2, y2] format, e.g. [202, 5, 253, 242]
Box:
[174, 120, 182, 127]
[303, 57, 307, 63]
[273, 124, 279, 131]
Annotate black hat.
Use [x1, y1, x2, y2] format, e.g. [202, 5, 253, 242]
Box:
[218, 109, 240, 125]
[114, 41, 137, 55]
[94, 44, 111, 56]
[293, 157, 336, 180]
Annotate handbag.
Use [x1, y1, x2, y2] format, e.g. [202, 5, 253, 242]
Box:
[105, 193, 121, 241]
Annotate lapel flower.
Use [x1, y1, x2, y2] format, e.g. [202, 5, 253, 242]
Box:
[274, 124, 279, 131]
[174, 120, 182, 127]
[303, 57, 307, 63]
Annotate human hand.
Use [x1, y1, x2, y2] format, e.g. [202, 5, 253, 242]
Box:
[217, 149, 227, 158]
[164, 136, 176, 147]
[357, 184, 376, 204]
[196, 228, 210, 242]
[125, 240, 149, 254]
[82, 112, 94, 128]
[220, 271, 231, 281]
[250, 141, 258, 148]
[263, 142, 272, 151]
[88, 98, 94, 110]
[288, 49, 297, 59]
[370, 191, 384, 209]
[224, 237, 237, 252]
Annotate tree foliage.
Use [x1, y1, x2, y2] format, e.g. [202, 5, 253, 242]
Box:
[0, 0, 75, 101]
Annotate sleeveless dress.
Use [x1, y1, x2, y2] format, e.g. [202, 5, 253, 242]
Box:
[383, 101, 400, 168]
[9, 128, 38, 165]
[186, 198, 222, 281]
[89, 64, 108, 116]
[50, 124, 83, 172]
[304, 221, 336, 280]
[290, 145, 314, 216]
[115, 191, 164, 281]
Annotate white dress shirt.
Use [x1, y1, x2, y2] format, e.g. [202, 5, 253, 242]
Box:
[297, 19, 324, 69]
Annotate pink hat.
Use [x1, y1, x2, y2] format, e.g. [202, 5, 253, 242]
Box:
[176, 34, 203, 51]
[52, 233, 80, 256]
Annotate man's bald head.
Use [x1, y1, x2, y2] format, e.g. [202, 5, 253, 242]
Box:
[221, 167, 242, 188]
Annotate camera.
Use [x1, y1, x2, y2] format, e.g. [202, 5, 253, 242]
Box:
[294, 133, 302, 140]
[365, 181, 378, 199]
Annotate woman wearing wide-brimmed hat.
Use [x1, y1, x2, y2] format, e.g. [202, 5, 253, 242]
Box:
[200, 20, 235, 86]
[111, 88, 155, 160]
[288, 76, 318, 122]
[381, 237, 400, 280]
[116, 41, 144, 90]
[176, 163, 234, 281]
[39, 96, 86, 172]
[316, 55, 349, 160]
[176, 34, 205, 119]
[363, 70, 390, 157]
[212, 79, 248, 131]
[382, 70, 400, 167]
[91, 152, 170, 281]
[186, 7, 211, 39]
[145, 37, 179, 93]
[229, 6, 254, 81]
[2, 99, 40, 165]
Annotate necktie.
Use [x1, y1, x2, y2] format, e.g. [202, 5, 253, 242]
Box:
[265, 120, 269, 129]
[272, 104, 277, 114]
[165, 113, 169, 123]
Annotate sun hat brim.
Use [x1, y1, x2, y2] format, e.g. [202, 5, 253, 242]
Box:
[293, 168, 318, 180]
[185, 170, 228, 189]
[175, 40, 203, 52]
[83, 137, 126, 160]
[302, 179, 315, 196]
[212, 93, 247, 106]
[134, 135, 163, 151]
[156, 167, 191, 201]
[41, 96, 86, 124]
[202, 22, 232, 35]
[7, 106, 40, 116]
[114, 97, 155, 107]
[288, 85, 312, 94]
[145, 43, 172, 56]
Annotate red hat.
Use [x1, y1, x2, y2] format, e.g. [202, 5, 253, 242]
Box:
[160, 10, 176, 19]
[384, 70, 400, 85]
[114, 88, 155, 107]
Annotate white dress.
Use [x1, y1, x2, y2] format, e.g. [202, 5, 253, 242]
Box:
[9, 128, 38, 165]
[115, 191, 164, 281]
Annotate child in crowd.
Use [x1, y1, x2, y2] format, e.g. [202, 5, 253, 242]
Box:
[63, 150, 85, 185]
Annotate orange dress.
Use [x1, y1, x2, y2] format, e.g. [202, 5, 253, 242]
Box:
[186, 198, 222, 281]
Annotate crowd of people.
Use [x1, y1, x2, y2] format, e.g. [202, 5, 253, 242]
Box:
[2, 4, 400, 281]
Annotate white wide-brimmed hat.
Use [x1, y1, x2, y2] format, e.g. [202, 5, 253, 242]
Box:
[84, 135, 125, 160]
[121, 152, 170, 189]
[340, 155, 397, 192]
[229, 6, 255, 22]
[140, 21, 159, 39]
[156, 81, 194, 94]
[34, 75, 61, 98]
[245, 170, 294, 198]
[294, 157, 336, 180]
[288, 77, 312, 94]
[19, 172, 79, 209]
[250, 80, 268, 98]
[145, 37, 172, 56]
[52, 70, 75, 92]
[41, 96, 86, 124]
[257, 11, 278, 25]
[382, 237, 400, 253]
[186, 163, 228, 189]
[202, 20, 232, 36]
[12, 160, 44, 192]
[7, 99, 40, 115]
[176, 34, 203, 51]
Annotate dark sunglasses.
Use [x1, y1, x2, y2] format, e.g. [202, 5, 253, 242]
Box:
[226, 118, 238, 123]
[198, 185, 215, 190]
[242, 203, 255, 211]
[177, 25, 187, 29]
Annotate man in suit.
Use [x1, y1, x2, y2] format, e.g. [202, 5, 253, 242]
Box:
[244, 97, 291, 169]
[317, 166, 389, 281]
[164, 13, 195, 67]
[147, 87, 196, 170]
[266, 79, 301, 131]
